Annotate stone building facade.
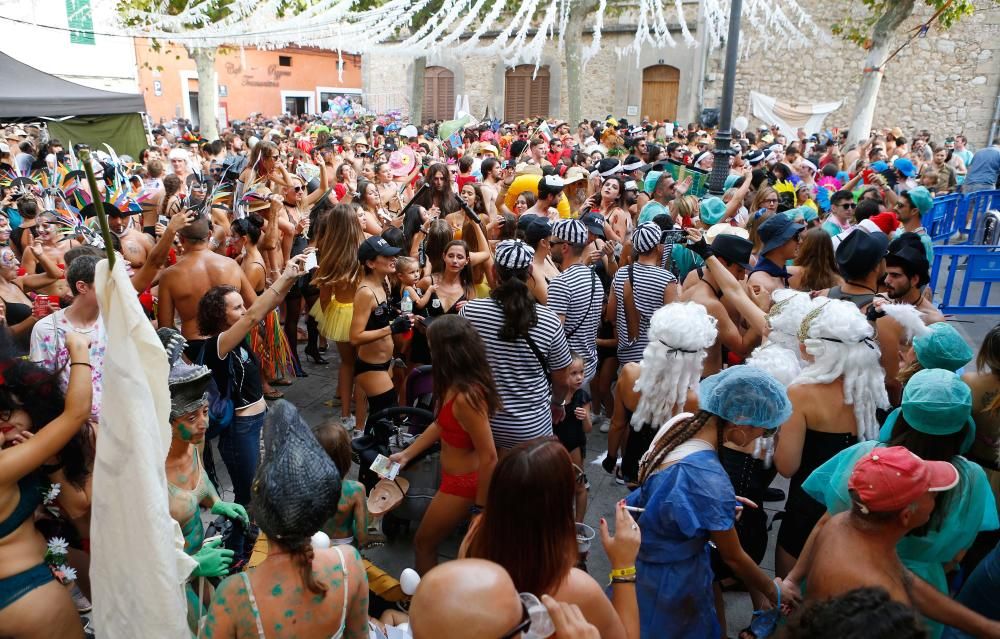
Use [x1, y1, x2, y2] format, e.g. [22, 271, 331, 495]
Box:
[362, 0, 1000, 145]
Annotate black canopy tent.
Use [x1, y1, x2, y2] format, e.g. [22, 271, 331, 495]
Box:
[0, 51, 147, 156]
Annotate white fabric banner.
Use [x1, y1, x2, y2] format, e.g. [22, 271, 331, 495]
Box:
[92, 258, 196, 639]
[749, 91, 843, 140]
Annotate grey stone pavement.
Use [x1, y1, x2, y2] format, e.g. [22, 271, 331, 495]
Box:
[207, 278, 998, 638]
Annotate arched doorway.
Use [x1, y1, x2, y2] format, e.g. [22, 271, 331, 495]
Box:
[504, 65, 550, 122]
[423, 66, 455, 122]
[641, 65, 680, 122]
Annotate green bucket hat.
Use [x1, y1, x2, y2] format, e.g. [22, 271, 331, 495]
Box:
[878, 368, 975, 453]
[723, 174, 740, 191]
[913, 323, 973, 372]
[700, 196, 727, 225]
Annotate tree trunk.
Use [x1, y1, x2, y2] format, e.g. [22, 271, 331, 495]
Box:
[411, 56, 427, 125]
[188, 45, 220, 141]
[846, 0, 915, 148]
[564, 0, 599, 126]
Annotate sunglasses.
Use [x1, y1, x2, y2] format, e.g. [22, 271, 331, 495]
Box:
[762, 198, 779, 205]
[498, 600, 532, 639]
[838, 202, 857, 209]
[293, 186, 304, 193]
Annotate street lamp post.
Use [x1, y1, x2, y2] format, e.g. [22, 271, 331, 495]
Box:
[707, 0, 743, 196]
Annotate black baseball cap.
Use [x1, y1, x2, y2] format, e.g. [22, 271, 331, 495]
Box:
[579, 210, 606, 238]
[358, 236, 401, 263]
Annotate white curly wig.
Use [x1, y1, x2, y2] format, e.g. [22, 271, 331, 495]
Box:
[765, 289, 817, 356]
[879, 303, 930, 342]
[631, 302, 718, 431]
[746, 343, 802, 387]
[793, 298, 890, 440]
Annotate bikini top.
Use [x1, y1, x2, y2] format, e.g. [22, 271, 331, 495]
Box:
[361, 285, 394, 330]
[0, 297, 32, 325]
[427, 275, 467, 317]
[438, 397, 474, 449]
[241, 545, 350, 639]
[0, 473, 42, 539]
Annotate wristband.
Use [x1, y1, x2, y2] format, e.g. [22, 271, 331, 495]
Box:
[470, 504, 484, 515]
[70, 362, 92, 368]
[609, 566, 636, 579]
[611, 576, 637, 585]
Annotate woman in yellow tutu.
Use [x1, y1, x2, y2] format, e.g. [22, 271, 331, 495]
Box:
[230, 214, 295, 400]
[458, 183, 495, 298]
[310, 202, 365, 430]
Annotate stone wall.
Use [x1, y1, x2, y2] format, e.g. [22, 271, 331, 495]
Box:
[702, 0, 1000, 145]
[362, 0, 1000, 143]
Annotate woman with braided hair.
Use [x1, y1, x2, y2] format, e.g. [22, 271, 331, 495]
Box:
[626, 366, 792, 638]
[774, 298, 890, 579]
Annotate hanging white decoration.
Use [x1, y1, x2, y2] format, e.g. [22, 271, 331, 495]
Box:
[106, 0, 825, 68]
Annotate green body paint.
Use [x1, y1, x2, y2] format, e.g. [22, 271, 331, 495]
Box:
[271, 584, 283, 596]
[284, 609, 294, 618]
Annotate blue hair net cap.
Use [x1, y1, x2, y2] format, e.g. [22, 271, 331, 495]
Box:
[913, 323, 973, 372]
[878, 368, 975, 452]
[698, 366, 792, 429]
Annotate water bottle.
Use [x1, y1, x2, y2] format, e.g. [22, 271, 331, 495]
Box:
[400, 290, 413, 340]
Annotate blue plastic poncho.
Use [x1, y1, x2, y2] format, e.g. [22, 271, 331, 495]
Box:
[626, 449, 736, 639]
[802, 441, 998, 638]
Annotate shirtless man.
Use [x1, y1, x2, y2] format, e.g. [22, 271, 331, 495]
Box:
[524, 175, 564, 222]
[479, 157, 503, 219]
[108, 210, 153, 270]
[156, 213, 257, 338]
[681, 234, 764, 377]
[748, 214, 803, 299]
[784, 447, 1000, 638]
[20, 211, 75, 299]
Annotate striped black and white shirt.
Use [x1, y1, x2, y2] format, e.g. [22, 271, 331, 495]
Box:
[460, 298, 573, 449]
[547, 263, 601, 382]
[612, 262, 677, 364]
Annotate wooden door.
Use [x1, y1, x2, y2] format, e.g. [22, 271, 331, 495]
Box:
[423, 66, 455, 122]
[504, 65, 550, 122]
[641, 65, 680, 122]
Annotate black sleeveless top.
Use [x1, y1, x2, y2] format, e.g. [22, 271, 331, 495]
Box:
[362, 285, 394, 330]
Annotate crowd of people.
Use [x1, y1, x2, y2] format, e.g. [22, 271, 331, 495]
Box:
[1, 110, 1000, 639]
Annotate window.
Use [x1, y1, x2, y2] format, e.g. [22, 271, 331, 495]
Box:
[423, 66, 455, 123]
[504, 65, 550, 122]
[279, 56, 292, 67]
[65, 0, 95, 45]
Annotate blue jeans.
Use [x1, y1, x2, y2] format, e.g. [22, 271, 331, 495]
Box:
[943, 543, 1000, 638]
[203, 409, 265, 562]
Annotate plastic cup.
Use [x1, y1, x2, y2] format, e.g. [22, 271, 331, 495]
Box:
[575, 523, 596, 561]
[520, 592, 555, 639]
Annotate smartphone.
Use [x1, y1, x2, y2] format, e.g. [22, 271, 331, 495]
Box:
[303, 251, 318, 272]
[371, 454, 401, 481]
[501, 160, 509, 169]
[661, 229, 686, 245]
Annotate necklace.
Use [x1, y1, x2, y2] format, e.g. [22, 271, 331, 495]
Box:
[844, 281, 878, 295]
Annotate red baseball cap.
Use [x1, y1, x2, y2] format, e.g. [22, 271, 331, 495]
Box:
[848, 446, 958, 513]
